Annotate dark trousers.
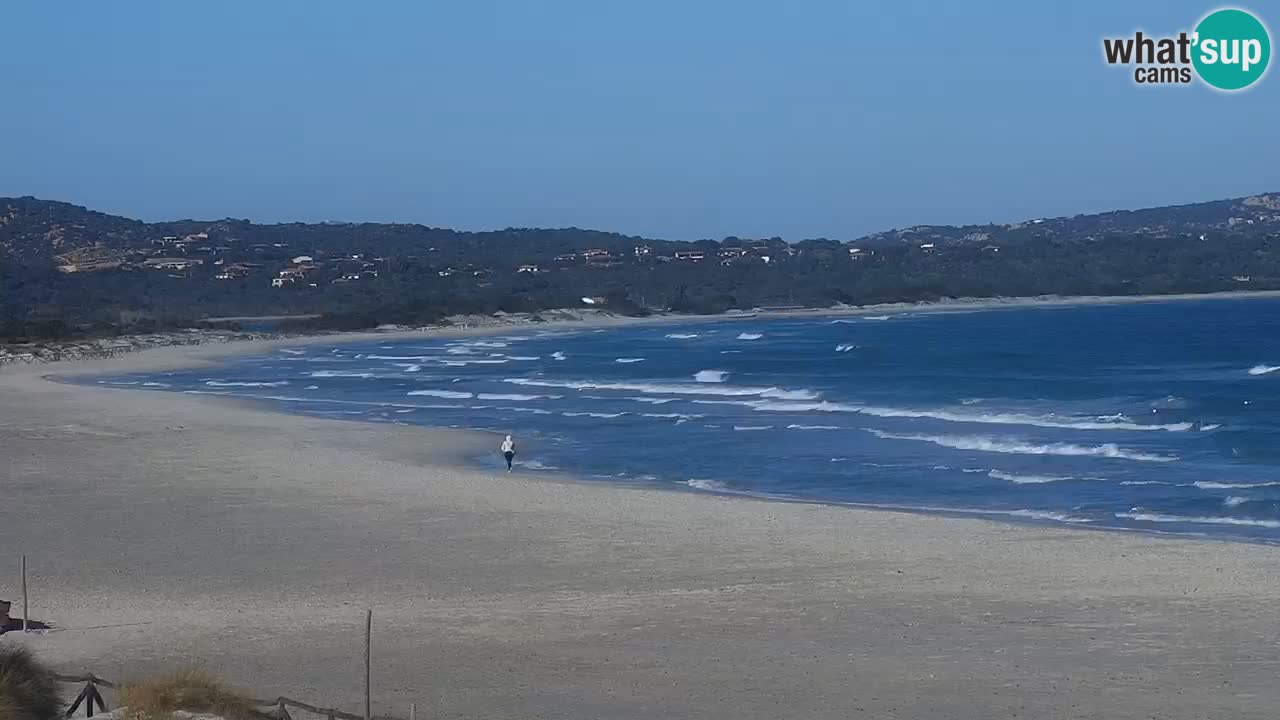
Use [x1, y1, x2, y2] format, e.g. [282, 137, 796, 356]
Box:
[504, 451, 514, 469]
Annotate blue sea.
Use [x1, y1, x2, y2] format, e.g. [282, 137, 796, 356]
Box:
[89, 298, 1280, 542]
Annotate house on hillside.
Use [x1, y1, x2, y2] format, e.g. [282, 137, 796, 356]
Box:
[674, 250, 705, 261]
[143, 258, 203, 271]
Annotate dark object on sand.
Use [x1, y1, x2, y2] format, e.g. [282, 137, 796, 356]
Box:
[0, 602, 49, 635]
[0, 646, 60, 720]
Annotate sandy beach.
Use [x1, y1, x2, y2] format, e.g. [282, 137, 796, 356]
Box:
[4, 323, 1280, 720]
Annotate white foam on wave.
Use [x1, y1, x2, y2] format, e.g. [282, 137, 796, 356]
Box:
[835, 344, 856, 352]
[642, 412, 702, 420]
[615, 358, 645, 363]
[367, 354, 431, 361]
[563, 411, 627, 419]
[733, 425, 773, 431]
[1224, 496, 1251, 508]
[737, 332, 763, 340]
[309, 370, 375, 379]
[694, 370, 728, 383]
[551, 351, 567, 361]
[1116, 511, 1280, 529]
[666, 333, 699, 339]
[304, 385, 320, 390]
[407, 389, 473, 399]
[476, 393, 560, 401]
[507, 356, 541, 361]
[988, 470, 1076, 484]
[278, 348, 306, 355]
[787, 424, 841, 430]
[683, 479, 730, 491]
[867, 429, 1177, 463]
[206, 380, 289, 388]
[504, 377, 817, 400]
[864, 315, 893, 321]
[1194, 480, 1280, 489]
[743, 400, 1192, 432]
[1119, 480, 1170, 486]
[142, 382, 170, 387]
[1248, 364, 1280, 376]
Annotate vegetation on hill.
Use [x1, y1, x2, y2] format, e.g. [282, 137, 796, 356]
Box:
[2, 193, 1279, 341]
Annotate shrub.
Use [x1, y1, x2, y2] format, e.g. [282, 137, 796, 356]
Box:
[118, 667, 259, 720]
[0, 646, 60, 720]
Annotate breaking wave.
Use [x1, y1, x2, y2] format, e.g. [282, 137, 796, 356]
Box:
[503, 377, 817, 400]
[1249, 364, 1280, 376]
[743, 400, 1192, 431]
[694, 370, 728, 383]
[206, 380, 289, 387]
[666, 333, 699, 339]
[988, 470, 1077, 484]
[737, 332, 763, 340]
[1194, 480, 1280, 489]
[406, 389, 473, 399]
[1116, 511, 1280, 529]
[867, 430, 1177, 463]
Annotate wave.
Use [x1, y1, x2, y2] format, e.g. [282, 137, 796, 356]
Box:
[309, 370, 375, 378]
[366, 354, 431, 361]
[278, 348, 306, 355]
[666, 333, 699, 339]
[866, 429, 1177, 463]
[1248, 364, 1280, 376]
[206, 380, 289, 387]
[507, 356, 541, 361]
[563, 411, 627, 419]
[737, 332, 763, 340]
[1116, 511, 1280, 529]
[683, 479, 730, 491]
[1193, 480, 1280, 489]
[1224, 496, 1250, 508]
[694, 370, 728, 383]
[864, 315, 893, 320]
[787, 424, 841, 430]
[615, 358, 645, 363]
[503, 377, 818, 400]
[1119, 480, 1171, 486]
[475, 393, 560, 401]
[642, 412, 701, 420]
[733, 425, 773, 431]
[551, 352, 567, 361]
[304, 385, 320, 390]
[988, 470, 1077, 484]
[835, 344, 856, 352]
[406, 389, 473, 399]
[744, 400, 1192, 432]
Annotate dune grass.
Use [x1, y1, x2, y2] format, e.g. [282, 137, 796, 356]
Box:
[0, 646, 60, 720]
[118, 667, 261, 720]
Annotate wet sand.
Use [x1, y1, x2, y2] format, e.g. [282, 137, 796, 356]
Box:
[3, 337, 1280, 719]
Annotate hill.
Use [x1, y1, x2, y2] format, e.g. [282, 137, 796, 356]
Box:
[2, 193, 1279, 340]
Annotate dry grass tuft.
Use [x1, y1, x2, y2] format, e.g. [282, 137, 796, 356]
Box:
[0, 645, 60, 720]
[118, 667, 260, 720]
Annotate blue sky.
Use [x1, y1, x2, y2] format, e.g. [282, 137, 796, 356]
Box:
[2, 1, 1275, 239]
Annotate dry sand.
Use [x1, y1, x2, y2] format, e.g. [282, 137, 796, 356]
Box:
[4, 329, 1280, 720]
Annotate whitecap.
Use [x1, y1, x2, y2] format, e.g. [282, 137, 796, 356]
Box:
[1248, 364, 1280, 376]
[733, 425, 773, 431]
[1224, 496, 1250, 508]
[406, 389, 473, 399]
[1194, 480, 1280, 489]
[475, 393, 560, 401]
[1115, 511, 1280, 529]
[737, 332, 763, 340]
[309, 370, 375, 379]
[988, 470, 1076, 484]
[866, 429, 1176, 463]
[503, 378, 818, 400]
[694, 370, 728, 383]
[551, 351, 567, 361]
[835, 344, 856, 352]
[684, 479, 729, 491]
[206, 380, 289, 388]
[666, 333, 699, 339]
[563, 411, 626, 419]
[615, 358, 645, 363]
[786, 424, 841, 430]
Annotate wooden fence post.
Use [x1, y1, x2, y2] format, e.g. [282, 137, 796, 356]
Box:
[409, 703, 416, 720]
[364, 609, 372, 720]
[21, 554, 28, 632]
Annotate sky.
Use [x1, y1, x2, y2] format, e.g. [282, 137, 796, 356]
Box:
[2, 1, 1277, 240]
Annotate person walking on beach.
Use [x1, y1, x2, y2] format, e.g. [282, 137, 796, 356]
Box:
[501, 434, 516, 472]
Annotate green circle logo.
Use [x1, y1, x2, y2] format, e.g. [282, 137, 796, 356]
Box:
[1192, 8, 1271, 90]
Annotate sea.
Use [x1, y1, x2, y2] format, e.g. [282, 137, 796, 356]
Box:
[86, 297, 1280, 542]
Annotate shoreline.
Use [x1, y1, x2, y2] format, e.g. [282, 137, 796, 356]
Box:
[6, 292, 1280, 717]
[7, 288, 1280, 376]
[24, 288, 1280, 547]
